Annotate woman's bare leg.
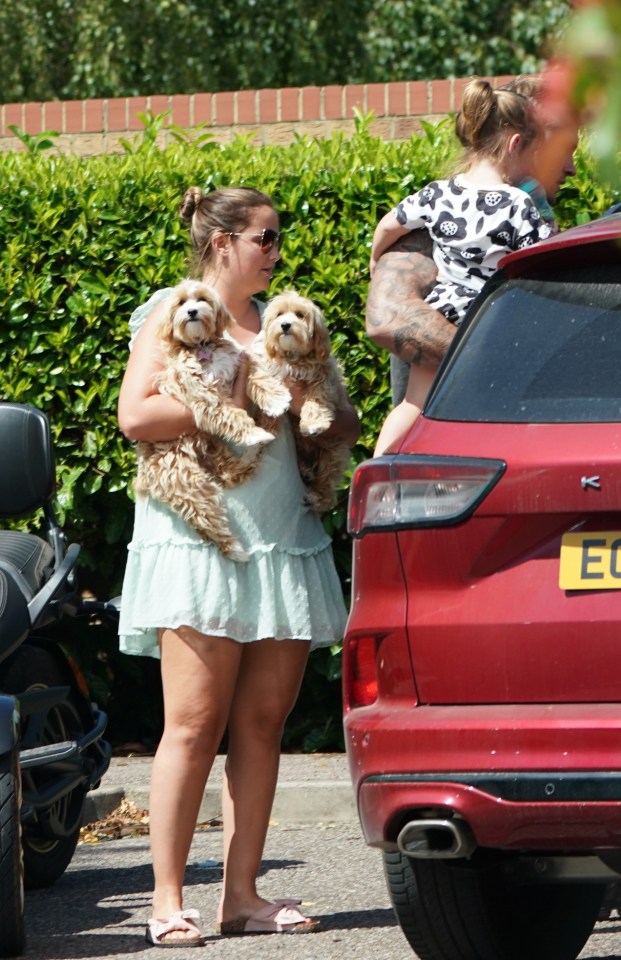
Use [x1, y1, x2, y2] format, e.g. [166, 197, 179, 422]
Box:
[374, 398, 421, 456]
[149, 627, 242, 940]
[218, 638, 311, 924]
[374, 363, 438, 456]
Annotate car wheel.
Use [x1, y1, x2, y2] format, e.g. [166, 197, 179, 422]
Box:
[0, 645, 87, 889]
[0, 748, 25, 957]
[383, 849, 604, 960]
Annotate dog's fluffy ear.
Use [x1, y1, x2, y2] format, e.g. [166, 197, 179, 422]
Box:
[158, 290, 181, 346]
[264, 338, 278, 361]
[186, 282, 233, 338]
[206, 287, 233, 338]
[310, 304, 331, 361]
[262, 305, 280, 360]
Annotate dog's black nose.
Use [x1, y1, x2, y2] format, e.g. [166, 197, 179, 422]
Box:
[281, 321, 291, 333]
[187, 308, 198, 321]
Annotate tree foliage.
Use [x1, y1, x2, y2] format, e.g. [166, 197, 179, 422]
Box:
[0, 0, 571, 104]
[366, 0, 571, 81]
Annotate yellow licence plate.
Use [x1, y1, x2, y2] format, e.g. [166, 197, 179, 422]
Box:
[560, 532, 621, 590]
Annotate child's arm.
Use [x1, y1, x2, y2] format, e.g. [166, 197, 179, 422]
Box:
[370, 210, 411, 276]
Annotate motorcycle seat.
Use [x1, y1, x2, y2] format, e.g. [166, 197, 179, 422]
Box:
[0, 530, 55, 602]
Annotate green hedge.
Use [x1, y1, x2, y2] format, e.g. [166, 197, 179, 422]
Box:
[0, 120, 616, 749]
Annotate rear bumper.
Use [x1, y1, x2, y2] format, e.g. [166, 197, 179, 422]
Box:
[345, 702, 621, 851]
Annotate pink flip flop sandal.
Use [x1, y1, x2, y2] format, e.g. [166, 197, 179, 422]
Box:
[217, 899, 320, 935]
[145, 909, 205, 947]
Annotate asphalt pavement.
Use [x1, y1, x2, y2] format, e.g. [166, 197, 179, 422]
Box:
[23, 752, 412, 960]
[16, 754, 621, 960]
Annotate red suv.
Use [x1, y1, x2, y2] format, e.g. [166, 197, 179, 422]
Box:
[344, 214, 621, 960]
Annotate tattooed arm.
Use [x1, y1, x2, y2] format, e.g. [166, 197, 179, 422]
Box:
[366, 231, 456, 366]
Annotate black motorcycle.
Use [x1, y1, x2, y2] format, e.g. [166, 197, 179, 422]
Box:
[0, 402, 116, 957]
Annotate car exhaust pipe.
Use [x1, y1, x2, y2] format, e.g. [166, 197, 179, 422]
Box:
[397, 818, 476, 860]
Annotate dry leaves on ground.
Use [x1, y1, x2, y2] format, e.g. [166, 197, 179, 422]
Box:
[79, 800, 223, 845]
[80, 799, 150, 844]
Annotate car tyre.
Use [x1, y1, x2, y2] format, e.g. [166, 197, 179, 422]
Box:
[0, 747, 25, 957]
[383, 849, 605, 960]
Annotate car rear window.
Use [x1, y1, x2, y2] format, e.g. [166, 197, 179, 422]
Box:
[426, 263, 621, 423]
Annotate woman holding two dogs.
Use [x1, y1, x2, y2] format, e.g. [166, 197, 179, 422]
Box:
[117, 185, 360, 947]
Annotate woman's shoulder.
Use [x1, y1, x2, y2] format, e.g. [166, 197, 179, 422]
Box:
[128, 288, 174, 348]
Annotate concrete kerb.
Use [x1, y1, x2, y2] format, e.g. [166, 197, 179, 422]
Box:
[83, 752, 358, 825]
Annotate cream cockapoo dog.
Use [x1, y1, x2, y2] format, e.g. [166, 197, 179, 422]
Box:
[254, 289, 351, 512]
[134, 280, 290, 560]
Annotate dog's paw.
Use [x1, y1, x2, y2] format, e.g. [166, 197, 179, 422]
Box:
[299, 416, 332, 436]
[244, 427, 275, 447]
[262, 389, 291, 418]
[227, 543, 250, 562]
[304, 487, 336, 513]
[303, 490, 326, 513]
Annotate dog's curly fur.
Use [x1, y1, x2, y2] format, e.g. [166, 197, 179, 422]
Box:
[134, 280, 291, 560]
[254, 290, 350, 513]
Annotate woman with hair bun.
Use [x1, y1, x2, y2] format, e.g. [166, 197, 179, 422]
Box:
[117, 185, 360, 946]
[370, 77, 552, 456]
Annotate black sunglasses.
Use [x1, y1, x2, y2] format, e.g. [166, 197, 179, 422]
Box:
[228, 228, 281, 253]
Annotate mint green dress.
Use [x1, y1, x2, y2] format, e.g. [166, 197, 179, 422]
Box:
[118, 290, 348, 658]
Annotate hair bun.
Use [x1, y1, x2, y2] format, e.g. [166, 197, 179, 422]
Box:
[179, 186, 205, 222]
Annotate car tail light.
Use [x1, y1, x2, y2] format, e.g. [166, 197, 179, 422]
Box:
[348, 636, 379, 706]
[348, 455, 505, 537]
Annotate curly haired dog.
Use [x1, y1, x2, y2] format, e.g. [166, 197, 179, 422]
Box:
[134, 280, 291, 560]
[254, 289, 351, 512]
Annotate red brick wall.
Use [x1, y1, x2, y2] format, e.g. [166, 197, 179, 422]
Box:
[0, 76, 517, 156]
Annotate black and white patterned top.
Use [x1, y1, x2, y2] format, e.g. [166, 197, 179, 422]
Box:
[393, 175, 553, 324]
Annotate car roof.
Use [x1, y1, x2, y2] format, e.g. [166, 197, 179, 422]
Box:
[499, 213, 621, 277]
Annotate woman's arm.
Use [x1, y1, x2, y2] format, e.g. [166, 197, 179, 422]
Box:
[117, 300, 196, 442]
[324, 397, 361, 447]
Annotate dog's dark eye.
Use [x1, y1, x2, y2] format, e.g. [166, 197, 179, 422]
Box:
[197, 297, 206, 303]
[295, 310, 305, 318]
[179, 298, 187, 306]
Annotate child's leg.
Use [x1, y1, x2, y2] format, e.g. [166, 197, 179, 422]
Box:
[373, 364, 438, 457]
[374, 399, 420, 457]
